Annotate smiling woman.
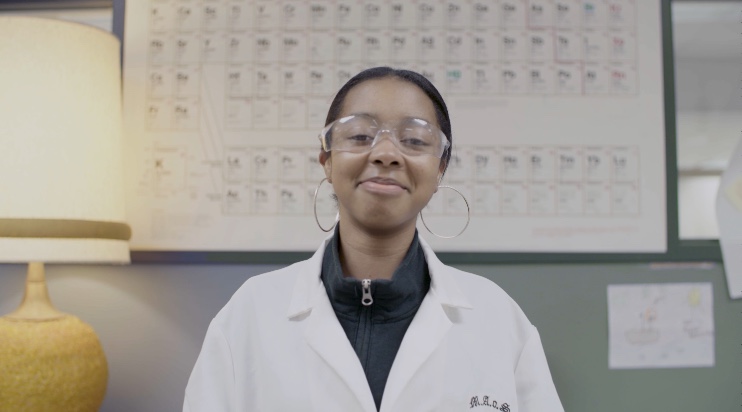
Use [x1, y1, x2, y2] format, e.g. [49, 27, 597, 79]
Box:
[319, 74, 445, 255]
[184, 67, 564, 412]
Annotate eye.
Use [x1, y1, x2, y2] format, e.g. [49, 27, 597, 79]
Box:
[400, 136, 430, 147]
[399, 126, 433, 147]
[347, 134, 374, 143]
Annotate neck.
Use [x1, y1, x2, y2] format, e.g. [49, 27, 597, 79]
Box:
[337, 221, 416, 280]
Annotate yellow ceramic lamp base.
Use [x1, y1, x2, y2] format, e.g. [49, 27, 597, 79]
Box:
[0, 315, 108, 412]
[0, 263, 107, 411]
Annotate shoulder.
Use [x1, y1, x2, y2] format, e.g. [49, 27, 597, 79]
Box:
[455, 267, 527, 314]
[237, 260, 306, 295]
[210, 238, 329, 332]
[445, 265, 515, 303]
[212, 258, 311, 326]
[435, 263, 535, 336]
[420, 238, 527, 322]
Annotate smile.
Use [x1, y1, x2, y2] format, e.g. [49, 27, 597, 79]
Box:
[358, 177, 408, 194]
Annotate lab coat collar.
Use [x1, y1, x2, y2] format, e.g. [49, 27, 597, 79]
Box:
[286, 233, 473, 318]
[285, 235, 330, 318]
[417, 235, 474, 310]
[285, 233, 473, 412]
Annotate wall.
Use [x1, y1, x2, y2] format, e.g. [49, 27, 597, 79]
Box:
[0, 260, 739, 411]
[2, 2, 740, 411]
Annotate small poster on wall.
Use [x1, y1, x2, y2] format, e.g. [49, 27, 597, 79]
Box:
[607, 283, 714, 369]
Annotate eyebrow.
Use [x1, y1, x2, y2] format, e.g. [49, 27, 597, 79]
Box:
[349, 112, 434, 124]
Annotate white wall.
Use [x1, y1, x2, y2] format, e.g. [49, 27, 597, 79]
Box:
[678, 175, 721, 239]
[672, 2, 742, 239]
[673, 58, 740, 238]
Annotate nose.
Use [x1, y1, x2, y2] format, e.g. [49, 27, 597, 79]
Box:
[369, 129, 403, 167]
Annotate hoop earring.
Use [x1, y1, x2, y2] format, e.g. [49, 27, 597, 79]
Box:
[419, 185, 470, 239]
[313, 177, 338, 232]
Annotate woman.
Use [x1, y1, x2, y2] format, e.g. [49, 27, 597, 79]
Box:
[184, 67, 563, 412]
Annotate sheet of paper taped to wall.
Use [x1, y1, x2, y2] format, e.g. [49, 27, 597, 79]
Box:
[724, 178, 742, 212]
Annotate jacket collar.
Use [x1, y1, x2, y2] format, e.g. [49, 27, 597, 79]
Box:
[286, 234, 472, 319]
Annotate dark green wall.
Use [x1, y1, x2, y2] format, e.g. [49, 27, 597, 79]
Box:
[459, 262, 741, 411]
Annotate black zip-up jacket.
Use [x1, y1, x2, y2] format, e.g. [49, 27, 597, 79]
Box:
[321, 227, 430, 411]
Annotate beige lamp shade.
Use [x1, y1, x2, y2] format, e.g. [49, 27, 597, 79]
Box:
[0, 16, 130, 263]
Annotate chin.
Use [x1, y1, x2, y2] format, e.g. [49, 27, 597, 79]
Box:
[357, 211, 417, 234]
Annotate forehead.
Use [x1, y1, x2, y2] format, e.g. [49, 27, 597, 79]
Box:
[338, 77, 438, 126]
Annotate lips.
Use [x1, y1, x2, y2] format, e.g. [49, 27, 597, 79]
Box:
[359, 177, 407, 190]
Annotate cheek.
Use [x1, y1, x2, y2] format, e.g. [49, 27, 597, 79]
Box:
[413, 161, 444, 193]
[328, 154, 365, 185]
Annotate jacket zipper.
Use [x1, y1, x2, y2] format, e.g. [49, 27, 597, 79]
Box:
[357, 279, 374, 369]
[361, 278, 373, 306]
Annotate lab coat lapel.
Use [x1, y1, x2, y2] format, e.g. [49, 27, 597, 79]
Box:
[303, 283, 376, 412]
[380, 236, 473, 411]
[293, 238, 376, 412]
[380, 289, 451, 411]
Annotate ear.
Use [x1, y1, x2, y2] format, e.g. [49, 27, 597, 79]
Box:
[319, 151, 332, 182]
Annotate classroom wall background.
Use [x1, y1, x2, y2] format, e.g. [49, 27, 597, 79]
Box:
[1, 2, 741, 411]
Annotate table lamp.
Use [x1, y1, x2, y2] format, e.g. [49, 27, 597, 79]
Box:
[0, 16, 130, 411]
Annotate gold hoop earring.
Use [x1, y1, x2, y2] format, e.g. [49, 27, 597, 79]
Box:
[419, 185, 470, 239]
[313, 177, 338, 232]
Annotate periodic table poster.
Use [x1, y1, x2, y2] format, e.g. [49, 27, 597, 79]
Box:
[122, 0, 667, 252]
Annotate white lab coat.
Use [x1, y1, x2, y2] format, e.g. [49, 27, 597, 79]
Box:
[184, 236, 564, 412]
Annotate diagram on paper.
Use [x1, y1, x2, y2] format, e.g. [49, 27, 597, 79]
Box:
[607, 283, 714, 369]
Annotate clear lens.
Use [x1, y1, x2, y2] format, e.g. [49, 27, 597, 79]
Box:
[320, 114, 448, 158]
